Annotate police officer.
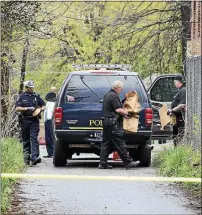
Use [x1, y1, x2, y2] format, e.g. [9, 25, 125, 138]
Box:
[99, 80, 140, 169]
[15, 80, 46, 165]
[167, 75, 186, 146]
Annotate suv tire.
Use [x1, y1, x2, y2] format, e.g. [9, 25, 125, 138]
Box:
[139, 145, 151, 167]
[129, 149, 140, 161]
[53, 140, 67, 167]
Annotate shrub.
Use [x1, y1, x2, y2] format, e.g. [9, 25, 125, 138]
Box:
[153, 145, 201, 191]
[1, 138, 25, 213]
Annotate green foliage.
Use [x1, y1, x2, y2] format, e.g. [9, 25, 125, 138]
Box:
[1, 138, 25, 213]
[1, 2, 40, 43]
[153, 145, 201, 191]
[7, 2, 185, 93]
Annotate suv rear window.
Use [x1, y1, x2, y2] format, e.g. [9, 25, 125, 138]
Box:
[63, 75, 144, 103]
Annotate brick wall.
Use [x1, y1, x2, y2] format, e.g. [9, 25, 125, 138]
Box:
[189, 0, 201, 56]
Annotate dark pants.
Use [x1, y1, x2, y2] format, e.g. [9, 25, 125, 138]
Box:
[44, 120, 54, 156]
[100, 119, 133, 166]
[173, 115, 185, 146]
[21, 118, 40, 162]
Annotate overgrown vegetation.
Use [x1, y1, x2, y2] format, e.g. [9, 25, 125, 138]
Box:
[1, 138, 25, 213]
[1, 1, 191, 137]
[2, 2, 191, 95]
[153, 145, 201, 193]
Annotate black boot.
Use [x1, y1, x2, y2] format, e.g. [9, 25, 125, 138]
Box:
[125, 161, 140, 169]
[32, 157, 41, 166]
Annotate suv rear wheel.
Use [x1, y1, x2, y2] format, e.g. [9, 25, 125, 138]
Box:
[53, 140, 67, 167]
[129, 149, 140, 161]
[129, 144, 152, 167]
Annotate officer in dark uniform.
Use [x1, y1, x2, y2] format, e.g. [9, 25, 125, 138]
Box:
[15, 80, 46, 165]
[99, 80, 140, 169]
[167, 75, 186, 146]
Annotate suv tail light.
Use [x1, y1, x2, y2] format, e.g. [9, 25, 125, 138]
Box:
[145, 108, 153, 126]
[54, 107, 63, 125]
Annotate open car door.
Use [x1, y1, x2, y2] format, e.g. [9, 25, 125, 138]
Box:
[146, 75, 178, 141]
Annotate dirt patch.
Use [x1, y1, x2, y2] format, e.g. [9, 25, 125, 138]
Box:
[173, 183, 201, 215]
[3, 181, 33, 215]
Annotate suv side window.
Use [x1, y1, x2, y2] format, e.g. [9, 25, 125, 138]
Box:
[150, 77, 178, 102]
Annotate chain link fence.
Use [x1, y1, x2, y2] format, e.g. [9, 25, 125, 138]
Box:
[186, 56, 201, 150]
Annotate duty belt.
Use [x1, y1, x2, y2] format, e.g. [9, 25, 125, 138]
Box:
[21, 116, 37, 120]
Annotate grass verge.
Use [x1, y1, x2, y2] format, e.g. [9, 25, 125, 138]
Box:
[153, 145, 201, 194]
[1, 138, 25, 213]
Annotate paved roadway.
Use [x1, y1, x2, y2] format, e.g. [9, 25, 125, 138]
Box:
[8, 143, 198, 215]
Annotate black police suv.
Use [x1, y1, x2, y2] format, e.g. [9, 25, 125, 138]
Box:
[53, 65, 153, 167]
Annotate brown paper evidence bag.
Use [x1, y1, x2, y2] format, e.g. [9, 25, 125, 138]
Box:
[123, 91, 141, 133]
[122, 92, 174, 133]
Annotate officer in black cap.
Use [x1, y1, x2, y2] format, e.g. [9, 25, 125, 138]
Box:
[167, 75, 186, 146]
[99, 80, 140, 169]
[15, 80, 46, 165]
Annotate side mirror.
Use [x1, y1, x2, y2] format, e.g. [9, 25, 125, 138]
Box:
[45, 92, 56, 102]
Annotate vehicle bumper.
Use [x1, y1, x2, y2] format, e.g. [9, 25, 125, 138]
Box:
[151, 124, 173, 140]
[55, 129, 152, 144]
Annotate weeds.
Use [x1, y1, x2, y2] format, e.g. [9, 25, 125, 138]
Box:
[1, 138, 25, 213]
[153, 145, 201, 191]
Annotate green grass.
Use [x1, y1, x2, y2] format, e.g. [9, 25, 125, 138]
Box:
[1, 138, 25, 213]
[153, 145, 201, 192]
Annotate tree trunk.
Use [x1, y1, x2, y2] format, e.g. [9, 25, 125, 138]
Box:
[19, 39, 29, 94]
[1, 53, 10, 117]
[181, 2, 191, 76]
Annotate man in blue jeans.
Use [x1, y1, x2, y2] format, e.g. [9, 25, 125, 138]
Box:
[43, 87, 57, 158]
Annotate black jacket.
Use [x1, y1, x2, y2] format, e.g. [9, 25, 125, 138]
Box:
[171, 86, 186, 109]
[102, 89, 122, 117]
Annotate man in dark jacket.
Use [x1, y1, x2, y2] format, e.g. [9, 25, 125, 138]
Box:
[167, 75, 186, 146]
[15, 80, 46, 165]
[99, 80, 140, 169]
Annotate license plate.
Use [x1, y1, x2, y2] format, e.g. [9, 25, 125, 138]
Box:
[94, 132, 102, 138]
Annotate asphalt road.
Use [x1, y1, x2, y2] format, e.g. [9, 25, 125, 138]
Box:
[9, 143, 198, 215]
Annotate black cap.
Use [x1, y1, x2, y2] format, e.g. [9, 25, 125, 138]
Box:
[174, 75, 186, 83]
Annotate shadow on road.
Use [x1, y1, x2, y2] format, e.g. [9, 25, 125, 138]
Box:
[55, 159, 146, 169]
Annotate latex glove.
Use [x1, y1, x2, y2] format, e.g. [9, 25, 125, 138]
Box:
[67, 95, 75, 102]
[167, 109, 173, 115]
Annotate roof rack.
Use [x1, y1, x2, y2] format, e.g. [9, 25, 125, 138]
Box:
[72, 64, 132, 71]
